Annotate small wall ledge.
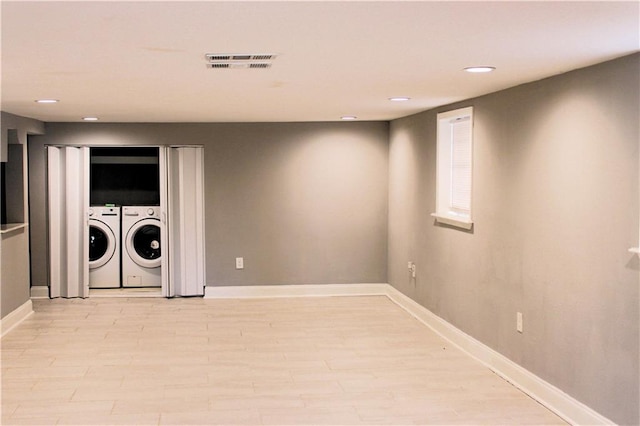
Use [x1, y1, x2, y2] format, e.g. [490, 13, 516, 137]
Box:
[0, 223, 28, 234]
[430, 213, 473, 230]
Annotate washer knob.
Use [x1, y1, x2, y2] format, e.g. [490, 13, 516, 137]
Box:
[147, 208, 155, 216]
[88, 209, 94, 216]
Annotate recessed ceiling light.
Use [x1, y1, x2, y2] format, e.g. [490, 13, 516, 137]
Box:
[82, 117, 99, 121]
[35, 99, 59, 104]
[464, 66, 496, 73]
[389, 97, 411, 102]
[341, 116, 357, 120]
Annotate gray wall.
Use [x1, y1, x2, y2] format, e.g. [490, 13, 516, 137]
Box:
[29, 121, 389, 289]
[388, 53, 639, 425]
[1, 228, 30, 318]
[1, 112, 44, 319]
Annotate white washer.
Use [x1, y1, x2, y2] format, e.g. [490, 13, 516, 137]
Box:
[122, 206, 162, 287]
[88, 206, 121, 288]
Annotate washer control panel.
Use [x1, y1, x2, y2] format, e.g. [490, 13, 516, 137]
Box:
[123, 206, 159, 217]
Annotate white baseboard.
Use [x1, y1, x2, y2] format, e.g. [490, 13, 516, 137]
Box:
[383, 285, 614, 426]
[205, 282, 613, 425]
[30, 286, 49, 299]
[204, 283, 389, 299]
[1, 299, 34, 337]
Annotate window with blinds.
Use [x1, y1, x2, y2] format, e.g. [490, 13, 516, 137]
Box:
[450, 116, 472, 213]
[432, 107, 474, 230]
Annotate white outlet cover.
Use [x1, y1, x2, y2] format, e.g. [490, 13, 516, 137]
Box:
[235, 257, 244, 269]
[516, 312, 523, 333]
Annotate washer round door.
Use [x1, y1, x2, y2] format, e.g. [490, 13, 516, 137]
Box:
[89, 220, 117, 269]
[126, 218, 161, 268]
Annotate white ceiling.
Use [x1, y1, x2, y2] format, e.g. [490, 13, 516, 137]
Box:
[2, 1, 638, 123]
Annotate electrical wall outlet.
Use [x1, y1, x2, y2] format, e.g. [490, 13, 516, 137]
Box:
[407, 261, 416, 278]
[516, 312, 523, 333]
[235, 257, 244, 269]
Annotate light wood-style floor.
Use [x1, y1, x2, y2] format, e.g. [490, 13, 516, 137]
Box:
[1, 296, 566, 425]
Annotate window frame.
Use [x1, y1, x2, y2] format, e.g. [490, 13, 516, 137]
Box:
[431, 106, 474, 230]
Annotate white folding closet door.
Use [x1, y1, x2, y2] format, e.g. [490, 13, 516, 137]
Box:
[161, 146, 205, 297]
[47, 146, 89, 298]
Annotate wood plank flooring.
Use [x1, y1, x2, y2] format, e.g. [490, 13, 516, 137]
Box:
[1, 296, 566, 425]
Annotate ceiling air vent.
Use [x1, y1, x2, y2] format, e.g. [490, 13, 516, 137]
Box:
[205, 53, 277, 69]
[206, 62, 271, 70]
[206, 53, 277, 62]
[250, 54, 275, 61]
[207, 55, 232, 61]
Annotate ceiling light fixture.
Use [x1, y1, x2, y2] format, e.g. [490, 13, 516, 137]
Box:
[464, 66, 496, 73]
[82, 117, 99, 121]
[341, 116, 357, 120]
[389, 97, 411, 102]
[35, 99, 59, 104]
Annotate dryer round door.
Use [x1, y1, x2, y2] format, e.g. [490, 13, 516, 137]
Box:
[125, 218, 161, 268]
[89, 220, 117, 270]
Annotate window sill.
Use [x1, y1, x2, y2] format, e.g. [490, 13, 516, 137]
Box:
[0, 223, 28, 234]
[430, 213, 473, 230]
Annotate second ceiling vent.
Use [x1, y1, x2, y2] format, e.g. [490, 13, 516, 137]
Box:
[205, 53, 277, 69]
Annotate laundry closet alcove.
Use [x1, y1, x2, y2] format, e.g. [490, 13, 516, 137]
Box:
[46, 145, 205, 298]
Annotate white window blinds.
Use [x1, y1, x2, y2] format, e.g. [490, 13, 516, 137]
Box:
[450, 116, 472, 213]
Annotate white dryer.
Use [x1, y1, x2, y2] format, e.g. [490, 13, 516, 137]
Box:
[88, 206, 121, 288]
[122, 206, 162, 287]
